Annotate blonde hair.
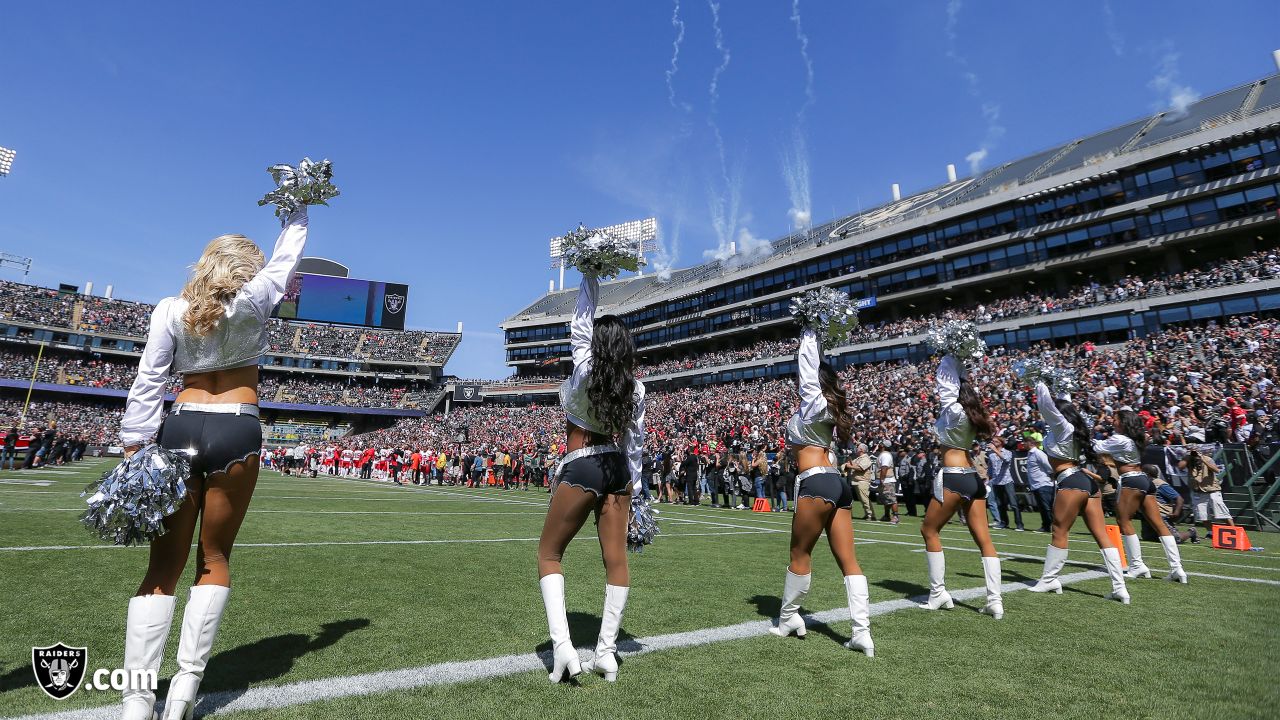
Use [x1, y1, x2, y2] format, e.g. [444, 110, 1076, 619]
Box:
[181, 234, 265, 335]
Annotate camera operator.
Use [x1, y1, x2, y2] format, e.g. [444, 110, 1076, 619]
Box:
[1183, 442, 1232, 532]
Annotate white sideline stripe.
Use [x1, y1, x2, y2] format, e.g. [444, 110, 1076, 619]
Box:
[0, 530, 775, 552]
[0, 570, 1108, 720]
[659, 506, 1280, 572]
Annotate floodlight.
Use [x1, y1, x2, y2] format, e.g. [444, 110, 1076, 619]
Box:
[0, 146, 14, 176]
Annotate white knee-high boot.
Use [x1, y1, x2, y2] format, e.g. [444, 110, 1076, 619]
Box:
[842, 575, 874, 657]
[1100, 547, 1131, 605]
[918, 551, 954, 610]
[1028, 545, 1068, 593]
[162, 585, 229, 720]
[122, 594, 176, 720]
[1121, 534, 1151, 578]
[769, 569, 810, 637]
[539, 574, 581, 683]
[582, 585, 629, 681]
[1159, 535, 1189, 584]
[979, 556, 1004, 620]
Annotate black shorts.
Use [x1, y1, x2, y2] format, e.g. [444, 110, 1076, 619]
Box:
[558, 452, 630, 497]
[158, 410, 262, 478]
[1056, 468, 1099, 496]
[942, 469, 988, 501]
[1118, 472, 1155, 495]
[796, 471, 853, 509]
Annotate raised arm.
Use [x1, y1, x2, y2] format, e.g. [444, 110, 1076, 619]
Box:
[241, 209, 309, 319]
[797, 328, 827, 420]
[570, 274, 599, 369]
[624, 388, 646, 495]
[1035, 381, 1074, 444]
[119, 299, 177, 449]
[937, 354, 965, 421]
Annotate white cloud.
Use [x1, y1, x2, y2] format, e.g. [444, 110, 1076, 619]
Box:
[1149, 49, 1200, 119]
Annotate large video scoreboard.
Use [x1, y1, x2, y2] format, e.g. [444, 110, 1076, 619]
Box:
[274, 273, 409, 331]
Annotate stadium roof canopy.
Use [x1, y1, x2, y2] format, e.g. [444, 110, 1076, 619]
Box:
[505, 72, 1280, 324]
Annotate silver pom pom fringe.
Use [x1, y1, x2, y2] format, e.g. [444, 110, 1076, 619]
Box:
[1013, 359, 1078, 399]
[789, 287, 859, 346]
[925, 320, 987, 359]
[558, 224, 644, 279]
[80, 445, 192, 546]
[627, 495, 661, 553]
[258, 157, 341, 225]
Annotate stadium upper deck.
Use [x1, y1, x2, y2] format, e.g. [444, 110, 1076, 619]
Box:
[501, 73, 1280, 381]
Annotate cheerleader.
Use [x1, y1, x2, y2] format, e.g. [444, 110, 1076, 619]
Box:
[1026, 380, 1130, 603]
[918, 355, 1003, 619]
[768, 328, 874, 656]
[536, 272, 645, 682]
[1093, 410, 1188, 583]
[117, 209, 311, 719]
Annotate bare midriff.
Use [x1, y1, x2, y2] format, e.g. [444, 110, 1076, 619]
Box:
[942, 447, 971, 468]
[795, 445, 832, 474]
[565, 422, 613, 453]
[1049, 457, 1077, 474]
[176, 366, 260, 405]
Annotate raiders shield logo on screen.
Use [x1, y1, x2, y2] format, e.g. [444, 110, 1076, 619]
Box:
[384, 294, 405, 314]
[32, 643, 87, 700]
[462, 387, 476, 400]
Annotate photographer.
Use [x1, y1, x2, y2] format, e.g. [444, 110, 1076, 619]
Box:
[1183, 443, 1232, 532]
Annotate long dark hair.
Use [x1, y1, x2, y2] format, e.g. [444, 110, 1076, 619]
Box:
[586, 315, 637, 437]
[958, 377, 995, 440]
[1054, 397, 1098, 466]
[818, 361, 853, 447]
[1114, 409, 1147, 452]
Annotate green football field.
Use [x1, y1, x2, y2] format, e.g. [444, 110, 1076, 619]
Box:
[2, 459, 1278, 720]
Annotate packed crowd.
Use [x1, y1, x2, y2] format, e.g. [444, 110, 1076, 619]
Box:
[0, 280, 462, 364]
[0, 397, 121, 445]
[631, 250, 1280, 378]
[344, 318, 1278, 499]
[0, 348, 423, 409]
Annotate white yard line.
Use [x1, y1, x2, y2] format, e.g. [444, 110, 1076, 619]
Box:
[0, 530, 775, 553]
[1, 570, 1112, 720]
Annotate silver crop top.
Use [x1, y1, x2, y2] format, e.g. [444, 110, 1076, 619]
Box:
[559, 274, 647, 494]
[786, 328, 836, 452]
[933, 355, 974, 450]
[1093, 434, 1141, 465]
[119, 211, 308, 446]
[1035, 381, 1080, 463]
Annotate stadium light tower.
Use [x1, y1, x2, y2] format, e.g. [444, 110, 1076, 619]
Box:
[549, 217, 658, 290]
[0, 146, 15, 177]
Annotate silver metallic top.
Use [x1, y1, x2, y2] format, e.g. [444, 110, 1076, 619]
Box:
[1093, 434, 1141, 465]
[559, 274, 646, 493]
[120, 211, 308, 446]
[933, 354, 974, 450]
[1035, 381, 1080, 463]
[786, 328, 836, 453]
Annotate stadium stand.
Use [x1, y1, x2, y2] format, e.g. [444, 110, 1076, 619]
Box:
[501, 72, 1280, 388]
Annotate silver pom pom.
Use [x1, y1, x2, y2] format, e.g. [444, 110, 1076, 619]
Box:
[80, 445, 191, 546]
[1013, 359, 1077, 399]
[558, 224, 645, 279]
[925, 320, 987, 360]
[789, 287, 860, 346]
[627, 495, 661, 553]
[258, 157, 340, 225]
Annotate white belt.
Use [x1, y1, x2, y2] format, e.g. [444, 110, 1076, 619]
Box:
[171, 402, 259, 417]
[1055, 467, 1084, 483]
[941, 466, 976, 474]
[794, 465, 838, 500]
[552, 445, 620, 487]
[1119, 470, 1147, 479]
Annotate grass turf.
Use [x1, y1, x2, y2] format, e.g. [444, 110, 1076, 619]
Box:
[1, 460, 1277, 719]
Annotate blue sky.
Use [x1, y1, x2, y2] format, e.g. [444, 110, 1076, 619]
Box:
[1, 1, 1276, 378]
